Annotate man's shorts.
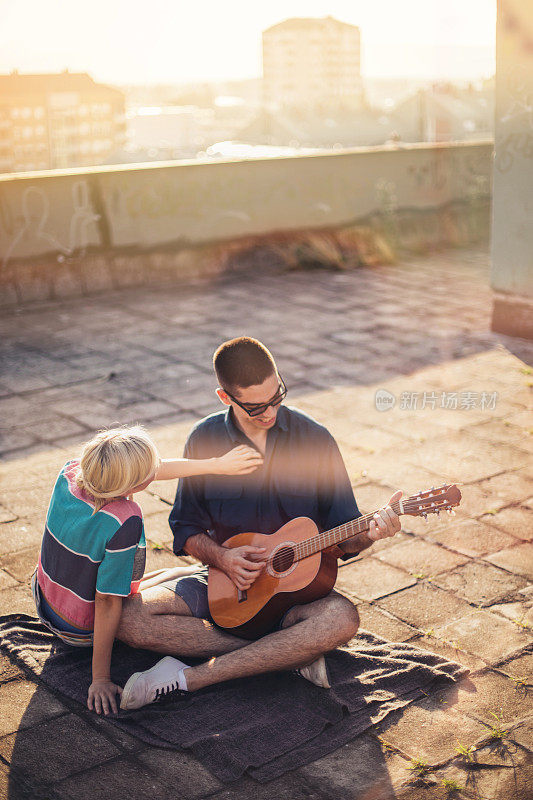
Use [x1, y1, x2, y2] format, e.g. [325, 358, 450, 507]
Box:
[159, 567, 292, 633]
[160, 567, 213, 621]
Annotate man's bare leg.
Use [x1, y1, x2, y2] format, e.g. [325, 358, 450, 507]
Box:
[117, 585, 359, 688]
[184, 593, 358, 691]
[117, 585, 251, 658]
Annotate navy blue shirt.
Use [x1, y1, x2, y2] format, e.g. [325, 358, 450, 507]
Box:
[169, 405, 361, 559]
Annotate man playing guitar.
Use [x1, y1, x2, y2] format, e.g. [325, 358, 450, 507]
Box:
[118, 337, 402, 709]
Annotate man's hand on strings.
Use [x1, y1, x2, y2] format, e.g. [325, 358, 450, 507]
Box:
[220, 545, 267, 591]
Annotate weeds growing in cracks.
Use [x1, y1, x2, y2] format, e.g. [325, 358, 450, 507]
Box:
[454, 741, 476, 762]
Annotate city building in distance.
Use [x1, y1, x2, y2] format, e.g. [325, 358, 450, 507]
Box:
[0, 71, 126, 173]
[262, 16, 364, 112]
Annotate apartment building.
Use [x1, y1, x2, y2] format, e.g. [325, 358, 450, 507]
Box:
[262, 16, 363, 112]
[0, 71, 126, 173]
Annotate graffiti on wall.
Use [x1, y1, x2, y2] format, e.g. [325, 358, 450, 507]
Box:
[1, 180, 100, 270]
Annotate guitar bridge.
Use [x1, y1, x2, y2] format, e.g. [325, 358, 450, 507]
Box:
[237, 589, 247, 603]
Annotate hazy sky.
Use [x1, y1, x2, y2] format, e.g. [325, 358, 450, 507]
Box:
[1, 0, 496, 84]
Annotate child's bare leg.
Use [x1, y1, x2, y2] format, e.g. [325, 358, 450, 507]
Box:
[138, 564, 200, 592]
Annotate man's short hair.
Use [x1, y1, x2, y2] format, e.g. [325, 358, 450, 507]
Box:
[213, 337, 277, 393]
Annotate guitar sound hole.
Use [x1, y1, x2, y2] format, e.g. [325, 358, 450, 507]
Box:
[272, 546, 295, 574]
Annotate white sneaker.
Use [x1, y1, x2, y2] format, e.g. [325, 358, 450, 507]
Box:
[120, 656, 189, 710]
[297, 655, 331, 689]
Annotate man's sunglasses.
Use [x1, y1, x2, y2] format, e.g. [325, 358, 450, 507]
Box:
[225, 376, 288, 417]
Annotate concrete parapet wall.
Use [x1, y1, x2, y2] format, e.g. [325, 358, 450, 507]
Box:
[0, 141, 493, 305]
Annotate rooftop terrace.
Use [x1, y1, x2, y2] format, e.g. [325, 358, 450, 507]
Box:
[0, 243, 532, 799]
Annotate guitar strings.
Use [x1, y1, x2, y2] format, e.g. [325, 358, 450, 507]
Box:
[269, 497, 455, 572]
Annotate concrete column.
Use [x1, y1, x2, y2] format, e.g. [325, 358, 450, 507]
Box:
[491, 0, 533, 338]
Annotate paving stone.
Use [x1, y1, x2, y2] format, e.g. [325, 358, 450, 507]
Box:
[137, 747, 224, 798]
[435, 610, 530, 663]
[496, 651, 533, 681]
[489, 599, 533, 629]
[0, 567, 19, 590]
[0, 505, 18, 523]
[356, 603, 418, 642]
[400, 431, 530, 484]
[406, 634, 486, 673]
[479, 505, 533, 540]
[394, 783, 448, 800]
[468, 418, 533, 447]
[49, 397, 122, 430]
[1, 545, 41, 583]
[0, 713, 119, 783]
[143, 544, 177, 573]
[375, 539, 468, 577]
[509, 717, 533, 751]
[298, 732, 411, 799]
[115, 399, 180, 424]
[0, 585, 36, 616]
[0, 487, 52, 520]
[0, 679, 68, 736]
[352, 482, 399, 515]
[143, 510, 174, 546]
[352, 531, 411, 558]
[453, 482, 504, 518]
[485, 542, 533, 580]
[397, 513, 451, 538]
[437, 745, 532, 800]
[375, 696, 488, 765]
[433, 561, 528, 606]
[350, 456, 444, 498]
[0, 519, 43, 555]
[132, 490, 171, 517]
[376, 583, 473, 631]
[336, 557, 417, 602]
[477, 471, 533, 508]
[0, 450, 65, 488]
[334, 424, 409, 455]
[145, 479, 179, 505]
[23, 416, 89, 444]
[432, 670, 532, 727]
[422, 517, 519, 558]
[0, 429, 40, 455]
[53, 755, 174, 800]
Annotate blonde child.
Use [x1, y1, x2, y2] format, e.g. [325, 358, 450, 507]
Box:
[33, 425, 262, 716]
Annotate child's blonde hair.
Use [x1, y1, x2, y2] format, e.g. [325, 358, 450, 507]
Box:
[75, 426, 159, 513]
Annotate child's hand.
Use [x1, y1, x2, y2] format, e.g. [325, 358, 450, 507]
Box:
[87, 679, 123, 715]
[215, 445, 263, 475]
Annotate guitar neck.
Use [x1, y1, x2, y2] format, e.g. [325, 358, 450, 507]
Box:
[294, 500, 403, 561]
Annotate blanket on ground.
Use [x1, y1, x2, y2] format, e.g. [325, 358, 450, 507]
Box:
[0, 614, 468, 783]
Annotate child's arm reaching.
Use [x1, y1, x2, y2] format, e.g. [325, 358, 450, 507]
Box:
[153, 445, 263, 482]
[87, 592, 123, 715]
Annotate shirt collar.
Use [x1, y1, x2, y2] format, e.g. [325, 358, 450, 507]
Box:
[224, 404, 289, 443]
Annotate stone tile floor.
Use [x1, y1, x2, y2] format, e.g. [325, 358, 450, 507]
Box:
[0, 245, 532, 799]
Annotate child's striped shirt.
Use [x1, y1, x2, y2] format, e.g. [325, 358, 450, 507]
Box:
[37, 460, 146, 631]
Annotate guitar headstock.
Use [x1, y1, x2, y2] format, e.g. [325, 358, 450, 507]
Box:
[401, 484, 462, 518]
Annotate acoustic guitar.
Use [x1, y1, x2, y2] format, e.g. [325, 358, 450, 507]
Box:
[208, 484, 461, 639]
